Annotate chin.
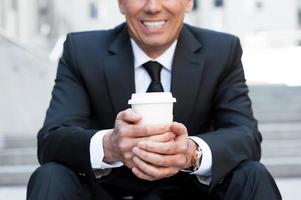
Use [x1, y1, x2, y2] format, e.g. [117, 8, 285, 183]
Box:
[142, 38, 166, 46]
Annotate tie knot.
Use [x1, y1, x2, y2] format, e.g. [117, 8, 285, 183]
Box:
[143, 61, 163, 83]
[143, 61, 164, 92]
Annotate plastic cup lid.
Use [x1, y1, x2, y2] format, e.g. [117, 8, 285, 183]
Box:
[128, 92, 176, 104]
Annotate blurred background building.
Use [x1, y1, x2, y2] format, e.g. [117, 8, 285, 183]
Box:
[0, 0, 301, 199]
[1, 0, 301, 42]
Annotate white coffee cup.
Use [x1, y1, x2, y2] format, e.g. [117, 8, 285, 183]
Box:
[128, 92, 176, 124]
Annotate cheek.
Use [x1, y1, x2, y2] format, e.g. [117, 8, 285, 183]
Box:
[185, 1, 193, 12]
[124, 2, 143, 15]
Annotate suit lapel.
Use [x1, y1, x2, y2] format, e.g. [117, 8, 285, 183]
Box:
[171, 26, 205, 127]
[104, 24, 206, 124]
[104, 25, 135, 115]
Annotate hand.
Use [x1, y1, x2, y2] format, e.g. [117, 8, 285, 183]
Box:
[103, 109, 174, 169]
[131, 122, 197, 181]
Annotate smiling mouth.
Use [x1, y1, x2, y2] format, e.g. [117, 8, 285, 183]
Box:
[142, 20, 166, 28]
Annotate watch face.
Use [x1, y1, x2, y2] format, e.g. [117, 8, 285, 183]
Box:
[195, 150, 203, 169]
[181, 168, 194, 173]
[191, 149, 202, 170]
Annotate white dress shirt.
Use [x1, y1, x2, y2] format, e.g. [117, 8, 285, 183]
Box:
[89, 39, 212, 184]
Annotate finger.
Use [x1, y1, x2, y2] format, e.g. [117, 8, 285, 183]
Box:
[170, 122, 188, 137]
[125, 124, 171, 138]
[132, 167, 156, 181]
[123, 152, 135, 161]
[126, 132, 175, 148]
[132, 156, 178, 179]
[132, 147, 186, 167]
[116, 109, 142, 124]
[117, 132, 174, 154]
[146, 132, 175, 142]
[124, 159, 136, 170]
[137, 140, 187, 155]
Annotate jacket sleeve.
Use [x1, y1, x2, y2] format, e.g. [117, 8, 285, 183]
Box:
[37, 34, 98, 176]
[199, 37, 262, 190]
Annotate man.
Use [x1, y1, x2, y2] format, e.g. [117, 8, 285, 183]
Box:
[27, 0, 281, 199]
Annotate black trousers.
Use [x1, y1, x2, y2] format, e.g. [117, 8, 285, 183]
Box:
[27, 161, 281, 200]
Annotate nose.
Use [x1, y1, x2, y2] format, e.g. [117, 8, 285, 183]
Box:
[144, 0, 162, 13]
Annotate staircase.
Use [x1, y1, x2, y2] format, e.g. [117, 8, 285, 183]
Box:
[0, 34, 53, 186]
[260, 122, 301, 177]
[0, 135, 38, 186]
[249, 85, 301, 177]
[0, 85, 300, 186]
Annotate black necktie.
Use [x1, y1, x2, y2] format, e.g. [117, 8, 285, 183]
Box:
[143, 61, 164, 92]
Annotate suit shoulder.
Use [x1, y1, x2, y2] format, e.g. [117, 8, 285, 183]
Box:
[185, 24, 239, 44]
[65, 23, 125, 49]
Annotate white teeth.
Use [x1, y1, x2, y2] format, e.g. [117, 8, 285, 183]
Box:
[143, 21, 165, 27]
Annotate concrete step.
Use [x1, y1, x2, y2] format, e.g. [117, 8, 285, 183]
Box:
[262, 139, 301, 149]
[262, 157, 301, 177]
[0, 158, 299, 186]
[2, 135, 36, 149]
[3, 123, 300, 148]
[249, 85, 301, 123]
[262, 146, 301, 158]
[0, 119, 300, 186]
[259, 123, 301, 140]
[262, 130, 301, 140]
[0, 165, 38, 186]
[0, 155, 298, 186]
[0, 148, 38, 166]
[3, 178, 301, 200]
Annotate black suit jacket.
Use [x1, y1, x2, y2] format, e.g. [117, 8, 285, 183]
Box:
[38, 23, 262, 191]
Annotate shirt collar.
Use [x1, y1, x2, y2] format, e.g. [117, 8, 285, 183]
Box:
[130, 38, 177, 71]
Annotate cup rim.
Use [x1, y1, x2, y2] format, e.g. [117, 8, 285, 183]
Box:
[128, 92, 176, 105]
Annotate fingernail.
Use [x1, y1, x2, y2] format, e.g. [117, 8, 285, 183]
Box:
[132, 112, 141, 119]
[164, 123, 171, 129]
[170, 132, 176, 138]
[156, 124, 167, 129]
[132, 147, 138, 154]
[132, 111, 138, 117]
[133, 157, 139, 163]
[137, 141, 145, 148]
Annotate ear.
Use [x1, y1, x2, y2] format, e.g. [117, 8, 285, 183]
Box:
[185, 0, 194, 12]
[118, 0, 126, 14]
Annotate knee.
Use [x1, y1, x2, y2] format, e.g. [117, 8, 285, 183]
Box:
[27, 162, 82, 199]
[31, 162, 76, 180]
[28, 162, 79, 188]
[237, 161, 271, 180]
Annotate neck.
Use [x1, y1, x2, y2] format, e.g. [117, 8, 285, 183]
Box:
[139, 40, 176, 59]
[142, 47, 167, 59]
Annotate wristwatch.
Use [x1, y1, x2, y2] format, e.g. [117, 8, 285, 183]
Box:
[191, 146, 203, 171]
[181, 146, 203, 173]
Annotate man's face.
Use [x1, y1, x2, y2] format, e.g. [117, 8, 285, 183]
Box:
[118, 0, 193, 58]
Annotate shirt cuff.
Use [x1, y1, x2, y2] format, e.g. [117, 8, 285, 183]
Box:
[90, 129, 123, 169]
[188, 136, 213, 185]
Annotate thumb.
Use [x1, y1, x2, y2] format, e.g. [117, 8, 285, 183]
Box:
[116, 108, 142, 124]
[170, 122, 187, 136]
